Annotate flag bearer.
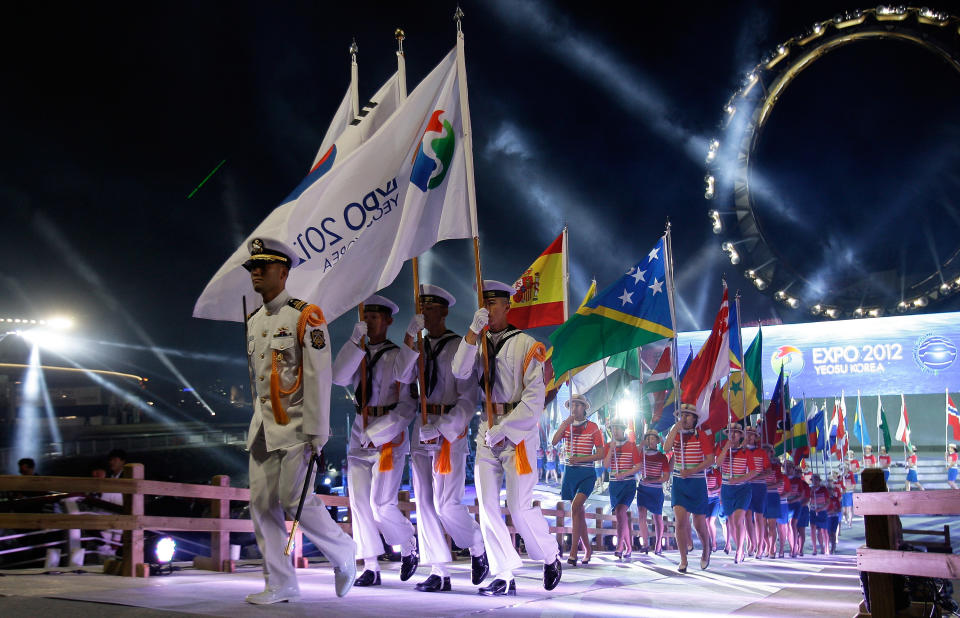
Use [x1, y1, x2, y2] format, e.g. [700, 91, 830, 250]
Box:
[947, 444, 958, 489]
[242, 238, 357, 604]
[637, 429, 671, 555]
[905, 445, 924, 491]
[332, 295, 420, 587]
[602, 419, 641, 562]
[715, 423, 756, 564]
[451, 280, 562, 596]
[398, 284, 488, 593]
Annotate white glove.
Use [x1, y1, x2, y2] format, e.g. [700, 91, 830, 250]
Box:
[419, 423, 441, 442]
[484, 424, 506, 448]
[350, 321, 367, 345]
[470, 308, 489, 335]
[406, 314, 425, 338]
[308, 434, 327, 453]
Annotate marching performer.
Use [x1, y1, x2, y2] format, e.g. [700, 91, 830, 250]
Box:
[743, 425, 770, 556]
[861, 445, 877, 471]
[397, 284, 488, 592]
[761, 445, 784, 559]
[332, 295, 420, 587]
[947, 444, 958, 489]
[841, 457, 857, 528]
[242, 238, 357, 604]
[451, 280, 562, 596]
[664, 403, 715, 572]
[637, 429, 670, 555]
[715, 423, 756, 563]
[905, 445, 924, 491]
[878, 446, 892, 485]
[552, 393, 605, 566]
[786, 463, 810, 557]
[705, 464, 725, 554]
[603, 419, 641, 562]
[809, 474, 829, 556]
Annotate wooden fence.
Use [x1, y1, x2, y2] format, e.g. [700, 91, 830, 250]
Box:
[0, 465, 675, 577]
[854, 467, 960, 617]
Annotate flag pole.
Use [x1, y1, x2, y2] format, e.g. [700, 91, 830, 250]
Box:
[455, 8, 493, 429]
[396, 30, 430, 430]
[876, 395, 881, 456]
[664, 221, 682, 463]
[946, 387, 950, 458]
[562, 225, 575, 404]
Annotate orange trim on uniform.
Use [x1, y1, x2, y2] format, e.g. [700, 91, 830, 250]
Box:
[522, 342, 547, 375]
[378, 431, 406, 472]
[268, 304, 326, 426]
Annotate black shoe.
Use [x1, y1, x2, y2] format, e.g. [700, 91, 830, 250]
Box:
[471, 552, 490, 585]
[543, 558, 562, 591]
[414, 575, 451, 592]
[478, 579, 516, 596]
[354, 569, 381, 587]
[400, 549, 419, 582]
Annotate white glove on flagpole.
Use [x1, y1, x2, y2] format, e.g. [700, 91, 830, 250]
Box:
[350, 321, 367, 345]
[406, 314, 425, 338]
[469, 308, 489, 335]
[419, 423, 441, 443]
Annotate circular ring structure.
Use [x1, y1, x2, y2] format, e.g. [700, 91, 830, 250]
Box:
[706, 6, 960, 319]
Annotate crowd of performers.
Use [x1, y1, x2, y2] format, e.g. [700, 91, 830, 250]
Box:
[549, 397, 890, 573]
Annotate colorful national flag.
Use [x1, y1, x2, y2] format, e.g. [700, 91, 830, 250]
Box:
[195, 49, 473, 322]
[703, 383, 729, 439]
[679, 285, 730, 415]
[878, 400, 892, 452]
[650, 344, 692, 433]
[808, 404, 825, 452]
[853, 391, 870, 447]
[764, 366, 785, 450]
[545, 280, 597, 390]
[646, 345, 674, 433]
[509, 231, 565, 330]
[788, 399, 809, 461]
[549, 235, 675, 379]
[728, 295, 744, 371]
[830, 394, 847, 458]
[725, 327, 762, 419]
[895, 393, 911, 446]
[947, 391, 960, 440]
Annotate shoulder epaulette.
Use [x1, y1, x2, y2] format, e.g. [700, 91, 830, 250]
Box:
[287, 298, 309, 312]
[246, 306, 262, 321]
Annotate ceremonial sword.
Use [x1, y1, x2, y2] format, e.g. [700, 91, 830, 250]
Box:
[284, 451, 323, 556]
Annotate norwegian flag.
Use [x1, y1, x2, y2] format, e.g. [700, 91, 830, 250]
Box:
[947, 393, 960, 440]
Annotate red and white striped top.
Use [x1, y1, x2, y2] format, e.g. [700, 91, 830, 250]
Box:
[605, 441, 641, 474]
[842, 471, 855, 488]
[878, 454, 892, 467]
[907, 453, 918, 468]
[746, 447, 770, 482]
[639, 449, 670, 487]
[848, 459, 861, 473]
[763, 462, 779, 489]
[948, 452, 958, 468]
[672, 429, 713, 472]
[862, 454, 878, 467]
[564, 421, 604, 467]
[810, 485, 829, 511]
[717, 446, 753, 483]
[706, 467, 722, 494]
[776, 471, 790, 497]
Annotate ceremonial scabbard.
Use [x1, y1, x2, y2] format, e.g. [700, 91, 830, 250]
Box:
[284, 452, 319, 556]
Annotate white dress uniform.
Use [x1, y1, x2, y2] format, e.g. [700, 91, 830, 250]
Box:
[399, 328, 484, 575]
[332, 320, 419, 570]
[246, 289, 357, 594]
[451, 324, 559, 580]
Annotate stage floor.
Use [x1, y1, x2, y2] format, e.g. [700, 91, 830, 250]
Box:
[0, 517, 895, 618]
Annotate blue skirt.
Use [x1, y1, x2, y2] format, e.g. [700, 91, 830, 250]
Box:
[812, 510, 828, 528]
[720, 483, 751, 514]
[883, 469, 890, 482]
[749, 482, 767, 514]
[776, 501, 790, 525]
[609, 479, 637, 509]
[671, 475, 710, 515]
[561, 466, 596, 500]
[707, 494, 722, 518]
[949, 468, 958, 482]
[796, 505, 810, 528]
[764, 491, 782, 519]
[906, 469, 918, 482]
[842, 492, 853, 507]
[827, 514, 840, 536]
[637, 483, 665, 514]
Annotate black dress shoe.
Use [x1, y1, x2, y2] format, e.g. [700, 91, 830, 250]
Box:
[414, 574, 451, 592]
[400, 549, 419, 582]
[543, 558, 562, 591]
[477, 579, 516, 596]
[354, 569, 381, 587]
[471, 552, 490, 585]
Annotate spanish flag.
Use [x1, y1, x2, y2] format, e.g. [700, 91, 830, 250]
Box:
[509, 231, 565, 330]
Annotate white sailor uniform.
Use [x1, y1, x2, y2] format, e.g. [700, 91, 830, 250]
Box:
[332, 336, 418, 568]
[399, 330, 484, 575]
[246, 290, 356, 594]
[451, 326, 559, 579]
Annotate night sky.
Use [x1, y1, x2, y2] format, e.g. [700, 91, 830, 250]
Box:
[3, 1, 959, 413]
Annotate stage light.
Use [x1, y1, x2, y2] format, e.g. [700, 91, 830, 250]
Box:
[811, 304, 822, 315]
[709, 210, 722, 234]
[705, 139, 719, 163]
[913, 296, 928, 308]
[897, 300, 909, 313]
[615, 396, 638, 420]
[720, 241, 739, 264]
[724, 103, 736, 116]
[824, 308, 838, 318]
[868, 308, 880, 318]
[155, 537, 176, 563]
[787, 297, 799, 309]
[47, 316, 74, 330]
[753, 277, 766, 290]
[918, 7, 948, 23]
[746, 270, 756, 279]
[854, 307, 864, 317]
[877, 6, 907, 18]
[775, 290, 787, 300]
[704, 175, 715, 199]
[940, 282, 951, 293]
[19, 328, 75, 354]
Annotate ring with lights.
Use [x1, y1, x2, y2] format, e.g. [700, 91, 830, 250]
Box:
[705, 6, 960, 319]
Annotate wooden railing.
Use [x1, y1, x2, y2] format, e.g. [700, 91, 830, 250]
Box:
[854, 468, 960, 617]
[0, 465, 676, 577]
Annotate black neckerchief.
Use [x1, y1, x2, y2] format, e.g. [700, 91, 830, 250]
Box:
[409, 330, 459, 399]
[355, 340, 398, 405]
[479, 325, 521, 391]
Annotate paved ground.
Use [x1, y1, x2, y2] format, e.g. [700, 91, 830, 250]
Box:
[0, 516, 883, 617]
